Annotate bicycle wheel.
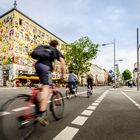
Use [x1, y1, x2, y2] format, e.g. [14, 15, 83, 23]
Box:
[50, 91, 64, 120]
[66, 89, 70, 99]
[0, 94, 37, 140]
[87, 91, 90, 98]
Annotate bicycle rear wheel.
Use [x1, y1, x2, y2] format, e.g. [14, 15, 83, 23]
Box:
[0, 94, 37, 140]
[50, 91, 64, 120]
[66, 89, 71, 99]
[87, 91, 90, 98]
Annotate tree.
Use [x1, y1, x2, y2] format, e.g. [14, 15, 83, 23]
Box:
[61, 36, 99, 76]
[122, 69, 132, 81]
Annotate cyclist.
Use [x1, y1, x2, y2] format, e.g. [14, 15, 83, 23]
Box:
[87, 74, 93, 93]
[68, 71, 76, 94]
[35, 40, 66, 126]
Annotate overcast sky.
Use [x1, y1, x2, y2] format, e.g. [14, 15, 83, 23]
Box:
[0, 0, 140, 73]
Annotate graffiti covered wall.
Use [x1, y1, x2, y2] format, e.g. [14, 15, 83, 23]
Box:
[0, 9, 66, 85]
[0, 11, 14, 65]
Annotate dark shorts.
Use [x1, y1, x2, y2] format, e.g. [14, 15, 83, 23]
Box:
[35, 63, 52, 85]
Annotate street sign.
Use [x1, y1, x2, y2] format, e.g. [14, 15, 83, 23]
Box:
[109, 70, 113, 73]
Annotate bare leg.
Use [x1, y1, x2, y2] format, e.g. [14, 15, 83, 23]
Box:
[39, 85, 50, 111]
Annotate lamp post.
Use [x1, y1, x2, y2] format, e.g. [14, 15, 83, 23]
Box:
[137, 28, 140, 91]
[115, 59, 123, 84]
[102, 40, 116, 89]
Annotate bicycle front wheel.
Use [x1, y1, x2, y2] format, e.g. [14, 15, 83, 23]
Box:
[50, 91, 64, 120]
[0, 94, 37, 140]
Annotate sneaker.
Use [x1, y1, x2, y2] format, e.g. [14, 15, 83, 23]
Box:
[36, 116, 49, 126]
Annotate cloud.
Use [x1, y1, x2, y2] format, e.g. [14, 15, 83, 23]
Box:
[1, 0, 140, 73]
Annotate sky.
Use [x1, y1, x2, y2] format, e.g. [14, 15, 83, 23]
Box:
[0, 0, 140, 73]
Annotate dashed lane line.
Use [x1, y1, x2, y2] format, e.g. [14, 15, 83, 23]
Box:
[87, 106, 97, 110]
[71, 116, 88, 126]
[81, 110, 93, 116]
[92, 102, 99, 106]
[53, 126, 79, 140]
[54, 90, 109, 140]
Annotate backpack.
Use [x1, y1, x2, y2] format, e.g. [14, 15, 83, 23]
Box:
[30, 45, 55, 60]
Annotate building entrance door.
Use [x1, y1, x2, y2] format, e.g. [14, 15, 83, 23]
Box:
[3, 70, 9, 86]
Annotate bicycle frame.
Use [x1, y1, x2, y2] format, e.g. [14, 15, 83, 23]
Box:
[23, 85, 60, 120]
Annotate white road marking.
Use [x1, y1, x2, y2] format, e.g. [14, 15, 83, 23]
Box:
[87, 106, 96, 110]
[94, 101, 101, 103]
[53, 89, 109, 139]
[53, 126, 79, 140]
[0, 91, 87, 115]
[81, 110, 93, 116]
[71, 116, 88, 126]
[0, 111, 11, 116]
[92, 103, 99, 106]
[121, 91, 140, 107]
[12, 107, 29, 112]
[135, 103, 140, 107]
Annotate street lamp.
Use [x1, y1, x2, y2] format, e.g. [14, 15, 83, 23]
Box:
[102, 40, 116, 89]
[116, 59, 123, 62]
[115, 60, 123, 84]
[137, 28, 140, 91]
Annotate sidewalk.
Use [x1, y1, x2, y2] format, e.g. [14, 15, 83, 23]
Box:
[119, 86, 138, 92]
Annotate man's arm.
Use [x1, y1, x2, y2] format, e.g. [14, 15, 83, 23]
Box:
[59, 57, 66, 79]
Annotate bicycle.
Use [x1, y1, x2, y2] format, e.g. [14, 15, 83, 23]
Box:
[0, 84, 64, 140]
[65, 83, 77, 99]
[87, 87, 93, 98]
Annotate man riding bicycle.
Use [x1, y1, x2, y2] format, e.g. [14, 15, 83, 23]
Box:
[68, 71, 77, 94]
[34, 40, 66, 126]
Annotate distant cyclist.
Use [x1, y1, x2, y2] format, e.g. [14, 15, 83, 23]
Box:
[87, 74, 93, 92]
[68, 71, 76, 93]
[35, 40, 66, 126]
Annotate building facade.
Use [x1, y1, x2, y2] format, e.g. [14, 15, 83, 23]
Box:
[89, 64, 109, 85]
[0, 8, 66, 86]
[81, 64, 109, 86]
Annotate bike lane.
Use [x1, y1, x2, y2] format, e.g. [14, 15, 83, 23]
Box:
[72, 89, 140, 140]
[27, 87, 109, 140]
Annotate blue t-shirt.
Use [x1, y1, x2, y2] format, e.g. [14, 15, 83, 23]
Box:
[68, 73, 75, 82]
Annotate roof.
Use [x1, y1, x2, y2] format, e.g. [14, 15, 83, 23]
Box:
[0, 8, 67, 44]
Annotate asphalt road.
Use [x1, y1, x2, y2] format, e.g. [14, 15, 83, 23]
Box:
[0, 86, 140, 140]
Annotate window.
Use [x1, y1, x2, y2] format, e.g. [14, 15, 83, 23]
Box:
[19, 18, 23, 25]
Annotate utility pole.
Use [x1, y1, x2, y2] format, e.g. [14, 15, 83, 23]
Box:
[137, 28, 139, 91]
[102, 40, 116, 89]
[114, 40, 116, 89]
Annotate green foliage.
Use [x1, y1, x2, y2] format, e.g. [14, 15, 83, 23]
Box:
[61, 36, 99, 75]
[122, 69, 132, 80]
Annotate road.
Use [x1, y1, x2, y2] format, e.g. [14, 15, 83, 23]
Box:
[0, 86, 140, 140]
